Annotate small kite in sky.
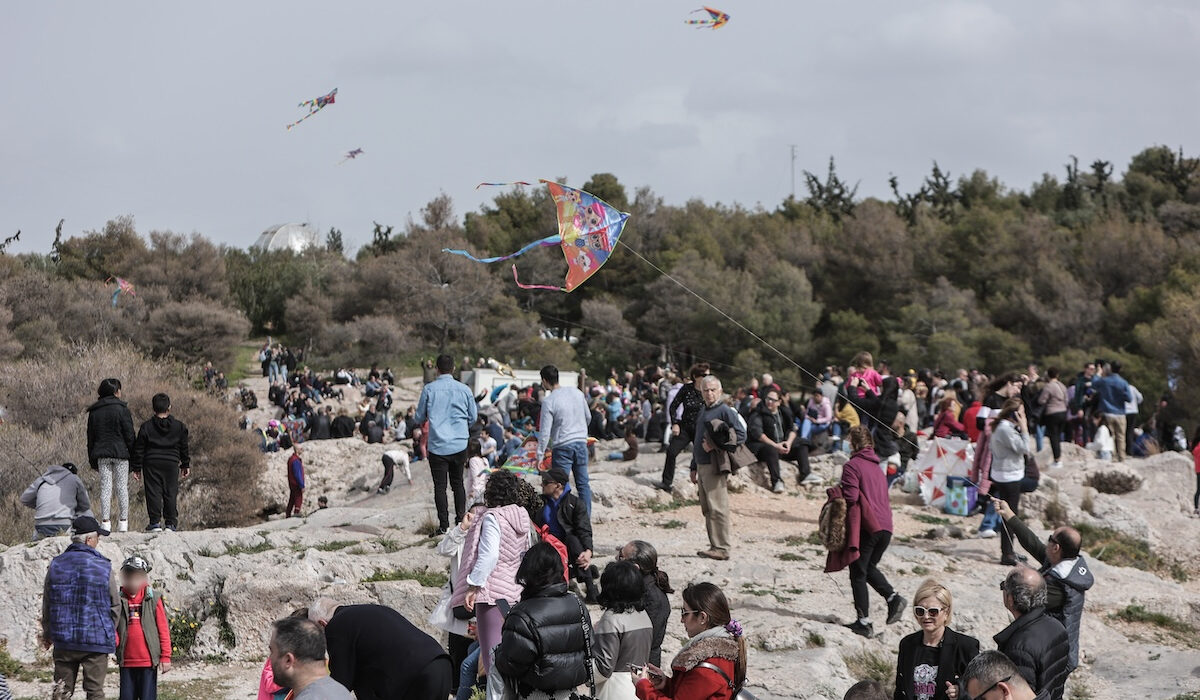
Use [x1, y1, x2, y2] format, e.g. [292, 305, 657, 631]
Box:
[444, 180, 630, 292]
[685, 6, 730, 29]
[286, 88, 337, 131]
[107, 277, 135, 307]
[338, 148, 364, 165]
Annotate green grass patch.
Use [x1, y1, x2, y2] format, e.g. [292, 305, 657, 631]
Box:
[415, 515, 442, 537]
[659, 519, 686, 529]
[363, 567, 449, 587]
[1074, 523, 1185, 580]
[778, 552, 804, 562]
[201, 539, 274, 557]
[806, 631, 826, 648]
[782, 535, 807, 547]
[1113, 605, 1196, 638]
[844, 650, 896, 696]
[159, 679, 228, 700]
[167, 608, 201, 657]
[911, 565, 930, 576]
[0, 641, 52, 682]
[224, 341, 263, 385]
[638, 497, 700, 513]
[311, 540, 358, 552]
[911, 513, 951, 525]
[740, 583, 770, 597]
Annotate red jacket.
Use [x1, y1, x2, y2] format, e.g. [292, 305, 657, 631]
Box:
[963, 402, 983, 442]
[932, 410, 966, 438]
[117, 586, 171, 668]
[635, 636, 737, 700]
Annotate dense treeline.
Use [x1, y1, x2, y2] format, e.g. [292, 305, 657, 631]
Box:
[3, 146, 1200, 415]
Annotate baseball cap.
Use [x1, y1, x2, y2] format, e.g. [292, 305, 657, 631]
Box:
[71, 515, 110, 537]
[121, 556, 153, 573]
[541, 468, 570, 485]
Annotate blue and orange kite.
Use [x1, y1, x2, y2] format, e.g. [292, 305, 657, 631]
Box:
[445, 180, 630, 292]
[686, 6, 730, 29]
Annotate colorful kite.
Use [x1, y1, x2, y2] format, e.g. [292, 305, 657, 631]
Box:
[499, 434, 553, 476]
[444, 180, 630, 292]
[107, 277, 135, 307]
[686, 6, 730, 29]
[286, 88, 337, 131]
[338, 148, 364, 165]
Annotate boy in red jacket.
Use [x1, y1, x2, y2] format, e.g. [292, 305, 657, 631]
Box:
[287, 445, 305, 517]
[117, 555, 171, 700]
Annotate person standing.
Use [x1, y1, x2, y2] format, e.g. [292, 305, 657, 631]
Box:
[537, 364, 595, 514]
[960, 652, 1043, 700]
[1092, 361, 1130, 462]
[988, 399, 1030, 566]
[593, 562, 654, 700]
[659, 364, 708, 492]
[837, 426, 906, 638]
[893, 579, 980, 700]
[20, 463, 92, 540]
[131, 394, 190, 533]
[116, 556, 172, 700]
[310, 599, 451, 700]
[994, 568, 1069, 700]
[635, 582, 746, 700]
[287, 445, 305, 518]
[41, 516, 120, 700]
[86, 377, 135, 533]
[1036, 368, 1069, 470]
[692, 376, 744, 561]
[414, 354, 477, 533]
[618, 540, 673, 669]
[268, 617, 352, 700]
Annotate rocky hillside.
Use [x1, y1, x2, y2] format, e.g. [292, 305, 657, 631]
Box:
[2, 405, 1199, 699]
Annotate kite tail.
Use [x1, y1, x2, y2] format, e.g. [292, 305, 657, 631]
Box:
[475, 181, 533, 190]
[285, 106, 323, 131]
[111, 289, 121, 308]
[442, 234, 560, 264]
[512, 264, 565, 292]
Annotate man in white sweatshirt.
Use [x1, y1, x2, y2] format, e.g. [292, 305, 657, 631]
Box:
[537, 365, 594, 514]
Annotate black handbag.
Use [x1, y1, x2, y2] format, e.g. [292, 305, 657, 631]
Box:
[696, 661, 758, 700]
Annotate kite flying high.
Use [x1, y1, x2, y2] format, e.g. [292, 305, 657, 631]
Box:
[107, 277, 135, 307]
[286, 88, 337, 131]
[444, 180, 630, 292]
[686, 6, 730, 29]
[338, 148, 364, 165]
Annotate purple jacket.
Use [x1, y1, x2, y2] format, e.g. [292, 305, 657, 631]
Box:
[840, 447, 893, 534]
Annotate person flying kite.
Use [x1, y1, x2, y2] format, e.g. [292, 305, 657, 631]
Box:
[286, 88, 337, 131]
[444, 180, 630, 292]
[107, 277, 135, 307]
[686, 6, 730, 29]
[338, 148, 364, 165]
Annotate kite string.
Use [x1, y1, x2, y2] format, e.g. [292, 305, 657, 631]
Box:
[617, 239, 916, 449]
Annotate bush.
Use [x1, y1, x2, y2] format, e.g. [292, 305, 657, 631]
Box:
[143, 301, 250, 368]
[0, 343, 264, 544]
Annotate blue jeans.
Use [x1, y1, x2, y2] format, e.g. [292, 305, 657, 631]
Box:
[34, 524, 66, 540]
[552, 441, 591, 514]
[455, 642, 481, 700]
[979, 501, 1001, 533]
[800, 419, 830, 441]
[119, 667, 157, 700]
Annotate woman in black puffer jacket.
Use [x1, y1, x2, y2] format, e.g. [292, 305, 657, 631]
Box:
[494, 542, 594, 700]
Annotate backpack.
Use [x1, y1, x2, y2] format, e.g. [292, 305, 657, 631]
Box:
[535, 524, 570, 582]
[818, 489, 848, 552]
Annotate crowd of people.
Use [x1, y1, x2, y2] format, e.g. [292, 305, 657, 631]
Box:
[29, 346, 1200, 700]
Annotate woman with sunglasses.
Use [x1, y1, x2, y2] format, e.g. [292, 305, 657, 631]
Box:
[635, 583, 746, 700]
[894, 579, 980, 700]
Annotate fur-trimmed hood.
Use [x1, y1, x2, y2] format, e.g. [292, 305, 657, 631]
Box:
[670, 635, 740, 671]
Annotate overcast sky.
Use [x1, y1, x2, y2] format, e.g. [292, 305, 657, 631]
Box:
[3, 1, 1198, 254]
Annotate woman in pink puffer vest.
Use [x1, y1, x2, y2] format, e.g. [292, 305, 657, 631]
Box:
[451, 470, 537, 673]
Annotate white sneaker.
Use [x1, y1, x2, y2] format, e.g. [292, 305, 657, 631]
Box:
[979, 529, 997, 539]
[802, 473, 824, 485]
[117, 520, 128, 533]
[1051, 461, 1063, 469]
[101, 520, 112, 532]
[772, 481, 786, 494]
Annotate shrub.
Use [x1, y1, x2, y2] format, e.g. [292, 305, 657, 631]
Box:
[143, 301, 250, 368]
[168, 608, 201, 657]
[0, 343, 264, 543]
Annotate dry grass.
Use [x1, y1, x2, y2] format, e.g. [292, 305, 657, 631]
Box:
[0, 343, 265, 544]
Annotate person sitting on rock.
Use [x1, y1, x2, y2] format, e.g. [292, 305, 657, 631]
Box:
[21, 462, 92, 541]
[533, 468, 599, 602]
[994, 500, 1093, 676]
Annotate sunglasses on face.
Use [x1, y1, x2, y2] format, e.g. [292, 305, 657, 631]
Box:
[913, 606, 943, 618]
[680, 609, 700, 619]
[968, 675, 1012, 700]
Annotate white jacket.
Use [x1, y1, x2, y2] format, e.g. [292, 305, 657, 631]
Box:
[988, 419, 1028, 483]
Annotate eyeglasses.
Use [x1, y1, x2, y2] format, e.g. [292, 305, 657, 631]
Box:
[765, 397, 780, 403]
[998, 581, 1006, 591]
[1047, 533, 1059, 547]
[680, 609, 700, 619]
[913, 606, 943, 618]
[968, 675, 1012, 700]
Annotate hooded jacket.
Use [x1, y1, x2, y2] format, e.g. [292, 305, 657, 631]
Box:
[21, 466, 93, 527]
[86, 396, 135, 468]
[1003, 514, 1095, 671]
[131, 416, 190, 473]
[993, 607, 1069, 700]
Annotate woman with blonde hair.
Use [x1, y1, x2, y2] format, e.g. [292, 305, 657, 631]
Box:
[893, 579, 980, 700]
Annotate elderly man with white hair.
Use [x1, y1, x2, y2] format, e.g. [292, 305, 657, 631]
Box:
[309, 597, 452, 700]
[691, 375, 746, 561]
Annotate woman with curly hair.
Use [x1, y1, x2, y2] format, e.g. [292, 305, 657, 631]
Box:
[635, 582, 747, 700]
[449, 470, 533, 674]
[593, 561, 653, 700]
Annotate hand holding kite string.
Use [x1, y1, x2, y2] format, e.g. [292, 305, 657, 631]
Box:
[286, 87, 337, 131]
[444, 180, 630, 292]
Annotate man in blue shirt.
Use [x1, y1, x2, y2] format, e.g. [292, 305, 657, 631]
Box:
[537, 365, 594, 513]
[1092, 361, 1130, 463]
[414, 355, 477, 532]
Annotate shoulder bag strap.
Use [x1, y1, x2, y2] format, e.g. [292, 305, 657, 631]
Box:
[576, 596, 597, 699]
[695, 661, 736, 690]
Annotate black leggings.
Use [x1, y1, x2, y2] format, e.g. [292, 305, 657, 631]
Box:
[850, 530, 895, 621]
[991, 481, 1022, 559]
[1194, 472, 1199, 511]
[1042, 412, 1067, 461]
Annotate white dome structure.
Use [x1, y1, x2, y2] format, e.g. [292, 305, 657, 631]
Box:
[253, 223, 319, 254]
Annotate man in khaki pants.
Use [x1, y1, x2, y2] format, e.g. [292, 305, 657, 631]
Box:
[690, 376, 745, 561]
